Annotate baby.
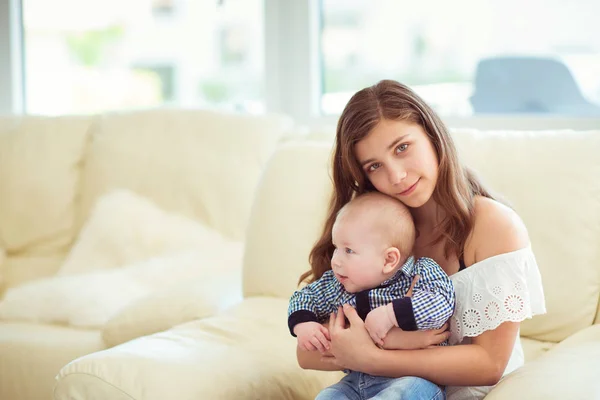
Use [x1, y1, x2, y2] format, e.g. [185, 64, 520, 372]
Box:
[288, 191, 455, 357]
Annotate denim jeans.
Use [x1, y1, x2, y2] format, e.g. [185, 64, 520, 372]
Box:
[315, 371, 445, 400]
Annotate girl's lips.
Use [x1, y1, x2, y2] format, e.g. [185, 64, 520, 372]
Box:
[398, 179, 419, 196]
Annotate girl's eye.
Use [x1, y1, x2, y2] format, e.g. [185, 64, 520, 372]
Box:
[345, 248, 354, 254]
[395, 143, 409, 154]
[367, 163, 381, 172]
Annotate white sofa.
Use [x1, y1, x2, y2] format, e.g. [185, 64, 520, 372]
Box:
[52, 126, 600, 399]
[0, 109, 293, 400]
[1, 110, 599, 399]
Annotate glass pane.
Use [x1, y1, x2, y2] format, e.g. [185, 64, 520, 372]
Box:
[23, 0, 264, 115]
[321, 0, 600, 116]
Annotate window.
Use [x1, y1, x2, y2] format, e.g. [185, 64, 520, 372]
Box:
[22, 0, 264, 115]
[320, 0, 600, 117]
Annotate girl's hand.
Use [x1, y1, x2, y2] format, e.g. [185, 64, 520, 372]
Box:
[321, 304, 380, 372]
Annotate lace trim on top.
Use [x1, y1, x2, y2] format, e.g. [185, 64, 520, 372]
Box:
[449, 246, 546, 345]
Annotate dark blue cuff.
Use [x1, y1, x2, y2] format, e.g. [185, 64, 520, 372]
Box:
[288, 310, 318, 337]
[392, 297, 417, 331]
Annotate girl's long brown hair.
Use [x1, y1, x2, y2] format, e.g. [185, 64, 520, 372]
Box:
[301, 80, 495, 284]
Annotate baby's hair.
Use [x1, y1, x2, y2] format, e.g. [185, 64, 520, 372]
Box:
[335, 192, 416, 263]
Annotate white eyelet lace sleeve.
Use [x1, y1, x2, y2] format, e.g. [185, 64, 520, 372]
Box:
[449, 246, 546, 345]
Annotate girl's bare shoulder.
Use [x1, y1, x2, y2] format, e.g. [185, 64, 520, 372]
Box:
[467, 196, 530, 264]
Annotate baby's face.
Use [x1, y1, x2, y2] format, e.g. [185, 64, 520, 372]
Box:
[330, 212, 389, 293]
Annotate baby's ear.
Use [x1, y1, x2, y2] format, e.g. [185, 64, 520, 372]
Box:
[383, 247, 401, 274]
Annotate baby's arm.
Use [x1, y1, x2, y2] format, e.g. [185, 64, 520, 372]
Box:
[364, 259, 455, 347]
[288, 271, 339, 352]
[364, 274, 420, 346]
[397, 258, 455, 331]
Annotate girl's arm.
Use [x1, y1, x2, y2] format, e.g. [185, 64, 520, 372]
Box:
[325, 304, 518, 386]
[381, 325, 449, 350]
[296, 346, 343, 371]
[368, 320, 519, 385]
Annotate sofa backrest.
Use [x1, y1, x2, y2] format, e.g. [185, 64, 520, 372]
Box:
[0, 115, 94, 287]
[243, 129, 600, 343]
[0, 110, 292, 290]
[77, 109, 293, 242]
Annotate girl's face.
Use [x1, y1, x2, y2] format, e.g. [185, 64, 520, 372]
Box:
[354, 119, 439, 209]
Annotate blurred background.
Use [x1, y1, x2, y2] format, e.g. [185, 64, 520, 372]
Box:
[1, 0, 599, 127]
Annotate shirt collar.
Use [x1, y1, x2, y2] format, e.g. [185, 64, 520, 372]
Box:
[380, 256, 415, 286]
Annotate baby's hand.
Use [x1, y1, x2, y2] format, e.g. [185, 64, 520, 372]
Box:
[294, 322, 331, 353]
[365, 303, 397, 346]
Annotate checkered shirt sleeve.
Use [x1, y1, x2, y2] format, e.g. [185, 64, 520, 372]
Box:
[410, 258, 455, 330]
[366, 258, 455, 331]
[287, 271, 353, 336]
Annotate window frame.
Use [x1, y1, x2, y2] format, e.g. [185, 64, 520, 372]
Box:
[0, 0, 25, 114]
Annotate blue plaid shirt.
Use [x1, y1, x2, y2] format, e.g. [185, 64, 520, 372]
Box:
[288, 256, 454, 337]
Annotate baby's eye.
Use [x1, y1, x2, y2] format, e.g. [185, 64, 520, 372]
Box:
[395, 143, 409, 154]
[345, 248, 354, 254]
[367, 163, 381, 172]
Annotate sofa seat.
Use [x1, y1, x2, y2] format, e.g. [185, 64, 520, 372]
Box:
[0, 322, 105, 400]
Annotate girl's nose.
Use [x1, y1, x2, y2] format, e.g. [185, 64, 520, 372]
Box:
[388, 167, 407, 185]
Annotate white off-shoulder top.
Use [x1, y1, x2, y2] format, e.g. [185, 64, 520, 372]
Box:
[446, 246, 547, 400]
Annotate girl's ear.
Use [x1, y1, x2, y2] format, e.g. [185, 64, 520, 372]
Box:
[383, 247, 401, 274]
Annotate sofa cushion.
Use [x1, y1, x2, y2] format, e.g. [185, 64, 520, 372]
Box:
[78, 109, 292, 241]
[0, 116, 92, 277]
[451, 129, 600, 342]
[243, 142, 333, 299]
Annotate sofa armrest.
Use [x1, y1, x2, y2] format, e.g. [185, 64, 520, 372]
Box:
[486, 326, 600, 399]
[55, 298, 342, 400]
